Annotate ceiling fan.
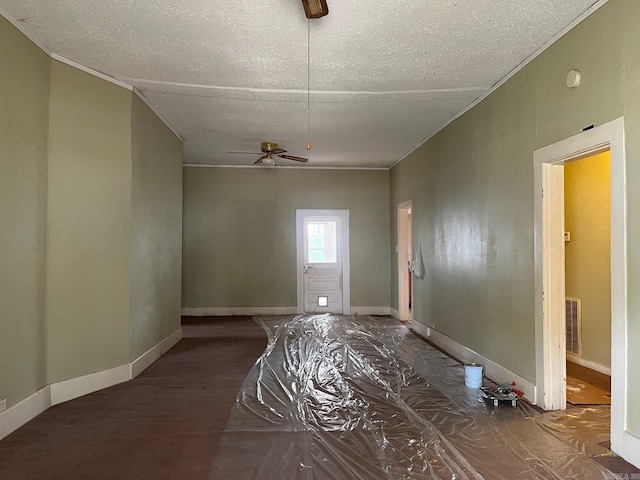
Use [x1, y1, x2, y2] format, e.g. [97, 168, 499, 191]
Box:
[229, 142, 309, 165]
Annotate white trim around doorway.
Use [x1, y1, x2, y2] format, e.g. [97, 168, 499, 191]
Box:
[533, 117, 631, 463]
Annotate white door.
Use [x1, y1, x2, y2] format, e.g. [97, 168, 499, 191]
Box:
[296, 210, 350, 314]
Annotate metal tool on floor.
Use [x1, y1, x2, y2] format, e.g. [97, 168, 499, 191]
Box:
[479, 381, 523, 407]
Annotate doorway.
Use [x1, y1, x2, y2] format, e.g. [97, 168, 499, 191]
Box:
[533, 117, 633, 462]
[397, 200, 413, 321]
[296, 209, 350, 314]
[564, 151, 612, 406]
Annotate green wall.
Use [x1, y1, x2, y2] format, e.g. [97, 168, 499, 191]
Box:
[46, 60, 133, 382]
[0, 16, 50, 408]
[131, 96, 183, 359]
[182, 168, 390, 309]
[565, 152, 611, 368]
[0, 16, 183, 410]
[390, 0, 640, 435]
[391, 65, 536, 379]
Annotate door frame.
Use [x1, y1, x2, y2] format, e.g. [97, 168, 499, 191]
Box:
[533, 117, 633, 460]
[397, 200, 413, 321]
[296, 209, 350, 314]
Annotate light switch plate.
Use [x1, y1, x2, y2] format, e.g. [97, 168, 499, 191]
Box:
[0, 399, 6, 413]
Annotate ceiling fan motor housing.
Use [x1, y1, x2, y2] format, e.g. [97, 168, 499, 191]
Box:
[261, 142, 279, 153]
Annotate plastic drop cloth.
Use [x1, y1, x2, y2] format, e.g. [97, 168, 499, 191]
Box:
[210, 314, 620, 479]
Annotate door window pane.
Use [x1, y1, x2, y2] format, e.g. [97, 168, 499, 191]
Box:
[307, 221, 337, 263]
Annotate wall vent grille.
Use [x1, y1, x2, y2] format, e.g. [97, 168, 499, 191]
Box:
[566, 297, 582, 356]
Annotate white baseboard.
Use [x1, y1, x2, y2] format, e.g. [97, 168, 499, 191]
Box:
[183, 306, 394, 317]
[410, 320, 430, 338]
[389, 307, 399, 319]
[0, 331, 182, 441]
[566, 354, 611, 376]
[413, 324, 536, 403]
[50, 365, 130, 406]
[0, 387, 51, 441]
[182, 306, 298, 316]
[350, 306, 390, 316]
[130, 328, 182, 379]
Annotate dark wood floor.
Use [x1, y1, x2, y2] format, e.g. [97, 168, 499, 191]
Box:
[0, 318, 637, 478]
[0, 316, 267, 479]
[567, 360, 611, 393]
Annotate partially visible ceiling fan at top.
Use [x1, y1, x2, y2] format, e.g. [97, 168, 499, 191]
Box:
[301, 0, 328, 19]
[228, 142, 309, 165]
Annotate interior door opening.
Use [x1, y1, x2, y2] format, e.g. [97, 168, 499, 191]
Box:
[563, 151, 612, 409]
[397, 200, 413, 321]
[534, 117, 632, 465]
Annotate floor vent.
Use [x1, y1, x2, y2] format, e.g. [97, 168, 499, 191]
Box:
[566, 297, 582, 356]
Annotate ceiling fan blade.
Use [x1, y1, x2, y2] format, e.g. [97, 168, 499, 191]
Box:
[228, 151, 261, 155]
[278, 154, 309, 163]
[254, 155, 268, 164]
[272, 148, 287, 154]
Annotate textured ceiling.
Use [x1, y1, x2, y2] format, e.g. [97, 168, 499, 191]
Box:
[1, 0, 600, 168]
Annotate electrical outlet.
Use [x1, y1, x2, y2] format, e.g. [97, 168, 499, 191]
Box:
[0, 399, 6, 413]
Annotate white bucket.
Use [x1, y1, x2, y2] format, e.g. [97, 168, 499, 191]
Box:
[464, 363, 483, 388]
